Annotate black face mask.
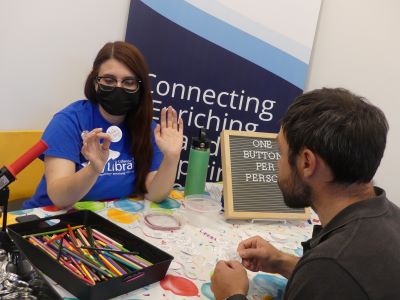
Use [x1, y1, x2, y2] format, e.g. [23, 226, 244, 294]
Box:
[96, 87, 141, 116]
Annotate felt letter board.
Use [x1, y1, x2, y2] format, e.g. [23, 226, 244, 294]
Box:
[220, 130, 310, 220]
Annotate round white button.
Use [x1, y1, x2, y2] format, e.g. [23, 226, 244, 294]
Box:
[106, 126, 122, 142]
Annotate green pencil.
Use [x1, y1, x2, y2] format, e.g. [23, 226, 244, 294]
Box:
[23, 225, 84, 238]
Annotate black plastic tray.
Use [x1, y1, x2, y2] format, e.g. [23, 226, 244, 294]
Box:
[7, 210, 173, 300]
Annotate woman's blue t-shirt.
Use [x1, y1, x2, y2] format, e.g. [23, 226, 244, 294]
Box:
[23, 100, 163, 208]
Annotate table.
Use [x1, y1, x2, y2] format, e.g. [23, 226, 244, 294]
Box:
[5, 183, 316, 300]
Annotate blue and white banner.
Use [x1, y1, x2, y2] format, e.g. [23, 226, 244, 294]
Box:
[126, 0, 321, 187]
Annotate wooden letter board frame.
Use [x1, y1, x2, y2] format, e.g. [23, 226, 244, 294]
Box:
[221, 130, 310, 220]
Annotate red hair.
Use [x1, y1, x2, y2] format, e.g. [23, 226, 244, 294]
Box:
[84, 41, 153, 194]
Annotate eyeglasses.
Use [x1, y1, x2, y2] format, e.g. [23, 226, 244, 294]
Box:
[96, 76, 141, 93]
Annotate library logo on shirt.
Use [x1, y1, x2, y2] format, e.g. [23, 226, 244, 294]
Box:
[105, 159, 134, 174]
[103, 150, 134, 175]
[81, 152, 134, 175]
[80, 128, 134, 175]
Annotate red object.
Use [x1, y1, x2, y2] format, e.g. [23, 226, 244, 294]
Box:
[42, 205, 62, 212]
[7, 139, 48, 177]
[160, 274, 198, 296]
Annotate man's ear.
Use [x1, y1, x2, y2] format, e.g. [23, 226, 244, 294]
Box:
[298, 148, 317, 178]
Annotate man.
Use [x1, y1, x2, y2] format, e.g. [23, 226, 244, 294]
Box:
[211, 88, 400, 299]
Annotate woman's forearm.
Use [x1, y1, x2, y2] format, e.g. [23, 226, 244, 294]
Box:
[145, 154, 180, 202]
[47, 164, 100, 208]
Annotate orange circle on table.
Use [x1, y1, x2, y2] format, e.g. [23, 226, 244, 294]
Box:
[107, 208, 139, 224]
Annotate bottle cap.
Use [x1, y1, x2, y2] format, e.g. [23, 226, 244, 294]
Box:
[191, 128, 210, 149]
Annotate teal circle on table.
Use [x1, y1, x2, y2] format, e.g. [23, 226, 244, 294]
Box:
[73, 201, 105, 211]
[253, 273, 287, 299]
[150, 198, 181, 209]
[201, 283, 214, 300]
[114, 199, 144, 212]
[10, 209, 33, 215]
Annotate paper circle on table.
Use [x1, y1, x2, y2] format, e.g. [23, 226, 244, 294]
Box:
[160, 275, 199, 296]
[114, 199, 144, 212]
[106, 125, 122, 142]
[73, 201, 105, 212]
[150, 198, 181, 209]
[107, 208, 139, 224]
[184, 194, 221, 213]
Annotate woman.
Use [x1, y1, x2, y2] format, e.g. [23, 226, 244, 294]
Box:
[23, 41, 183, 209]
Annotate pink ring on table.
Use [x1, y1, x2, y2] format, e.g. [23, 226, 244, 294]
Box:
[184, 194, 221, 213]
[143, 213, 181, 231]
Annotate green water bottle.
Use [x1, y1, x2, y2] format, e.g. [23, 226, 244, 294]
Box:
[184, 128, 210, 196]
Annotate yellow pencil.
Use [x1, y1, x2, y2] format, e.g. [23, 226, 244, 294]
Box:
[80, 262, 96, 285]
[98, 254, 122, 276]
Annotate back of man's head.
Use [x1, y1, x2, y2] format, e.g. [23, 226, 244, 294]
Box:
[281, 87, 389, 184]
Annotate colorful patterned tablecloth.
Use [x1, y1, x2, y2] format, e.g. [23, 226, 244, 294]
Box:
[5, 183, 317, 300]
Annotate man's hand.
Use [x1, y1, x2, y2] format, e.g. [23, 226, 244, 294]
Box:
[211, 260, 249, 300]
[238, 235, 299, 278]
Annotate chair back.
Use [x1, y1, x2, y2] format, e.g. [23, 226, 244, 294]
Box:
[0, 130, 44, 201]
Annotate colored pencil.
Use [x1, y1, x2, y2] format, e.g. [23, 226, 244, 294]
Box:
[102, 251, 141, 270]
[29, 236, 95, 285]
[46, 232, 68, 245]
[92, 229, 124, 248]
[122, 253, 153, 267]
[94, 240, 149, 267]
[76, 228, 90, 246]
[79, 246, 139, 256]
[67, 224, 82, 251]
[58, 244, 113, 277]
[80, 262, 96, 285]
[25, 224, 155, 285]
[30, 237, 58, 258]
[56, 236, 64, 260]
[107, 255, 127, 275]
[86, 226, 95, 246]
[23, 225, 84, 238]
[98, 254, 123, 276]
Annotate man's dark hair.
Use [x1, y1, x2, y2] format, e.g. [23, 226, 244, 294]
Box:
[281, 87, 389, 184]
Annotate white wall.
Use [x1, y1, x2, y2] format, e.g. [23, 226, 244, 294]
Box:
[1, 0, 399, 205]
[306, 0, 400, 204]
[0, 0, 130, 129]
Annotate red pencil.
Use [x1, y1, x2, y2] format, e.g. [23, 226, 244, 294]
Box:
[45, 232, 67, 245]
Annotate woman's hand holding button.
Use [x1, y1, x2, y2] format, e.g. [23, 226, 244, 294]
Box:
[81, 128, 111, 174]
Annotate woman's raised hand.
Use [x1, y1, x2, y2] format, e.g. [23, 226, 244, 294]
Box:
[155, 106, 184, 158]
